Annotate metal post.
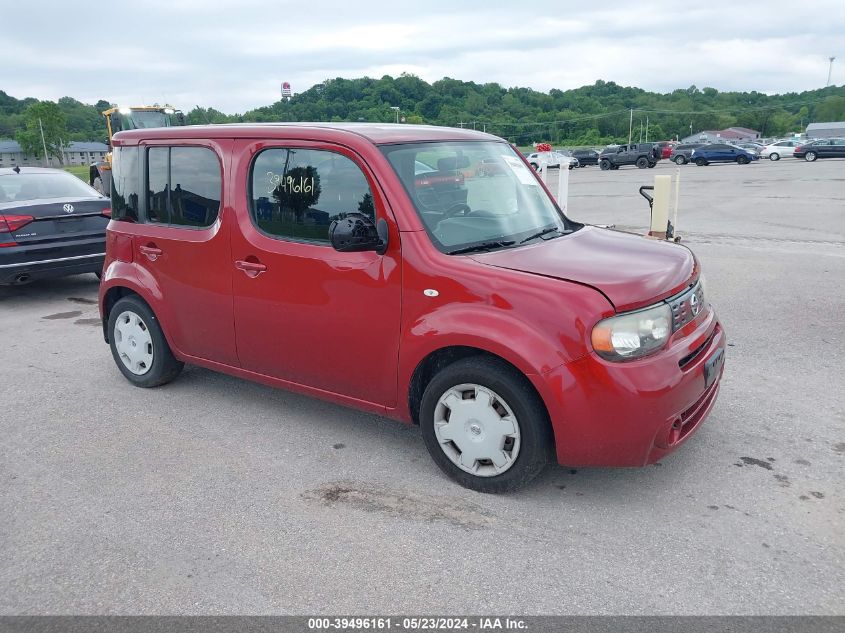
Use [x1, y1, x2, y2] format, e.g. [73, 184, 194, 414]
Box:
[38, 117, 50, 167]
[557, 158, 570, 214]
[645, 116, 649, 143]
[628, 109, 633, 145]
[828, 57, 836, 87]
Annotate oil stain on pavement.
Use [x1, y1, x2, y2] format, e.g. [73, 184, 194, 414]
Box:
[302, 481, 495, 529]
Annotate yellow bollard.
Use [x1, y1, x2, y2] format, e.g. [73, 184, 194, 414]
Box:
[649, 175, 671, 238]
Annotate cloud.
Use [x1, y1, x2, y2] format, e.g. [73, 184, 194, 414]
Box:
[2, 0, 842, 113]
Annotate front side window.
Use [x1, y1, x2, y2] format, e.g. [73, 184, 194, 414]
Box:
[146, 146, 221, 227]
[249, 148, 375, 243]
[112, 146, 139, 222]
[382, 141, 576, 253]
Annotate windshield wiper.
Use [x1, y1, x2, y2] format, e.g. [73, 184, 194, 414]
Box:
[519, 227, 570, 244]
[447, 240, 516, 255]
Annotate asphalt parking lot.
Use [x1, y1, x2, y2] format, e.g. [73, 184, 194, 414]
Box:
[1, 157, 843, 615]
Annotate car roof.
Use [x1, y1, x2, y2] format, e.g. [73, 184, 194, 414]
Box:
[112, 122, 501, 146]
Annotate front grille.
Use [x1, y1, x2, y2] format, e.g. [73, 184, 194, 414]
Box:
[668, 282, 705, 332]
[678, 327, 718, 369]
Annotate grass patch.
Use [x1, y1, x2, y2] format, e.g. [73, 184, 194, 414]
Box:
[64, 165, 89, 182]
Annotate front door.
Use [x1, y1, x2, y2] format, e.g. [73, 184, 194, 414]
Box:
[229, 140, 402, 407]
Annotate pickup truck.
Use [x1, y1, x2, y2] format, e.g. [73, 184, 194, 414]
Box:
[599, 143, 660, 170]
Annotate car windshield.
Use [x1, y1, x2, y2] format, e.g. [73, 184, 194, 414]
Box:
[382, 141, 575, 253]
[0, 171, 100, 203]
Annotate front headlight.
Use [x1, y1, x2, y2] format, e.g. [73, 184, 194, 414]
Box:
[591, 303, 672, 361]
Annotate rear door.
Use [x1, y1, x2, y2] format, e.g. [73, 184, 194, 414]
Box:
[127, 141, 238, 366]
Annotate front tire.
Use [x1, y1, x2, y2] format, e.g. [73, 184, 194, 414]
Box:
[108, 295, 183, 388]
[805, 151, 818, 162]
[769, 153, 780, 161]
[736, 155, 749, 165]
[695, 158, 707, 166]
[599, 159, 611, 170]
[419, 357, 552, 493]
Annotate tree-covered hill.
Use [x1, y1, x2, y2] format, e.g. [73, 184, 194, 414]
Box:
[2, 77, 844, 146]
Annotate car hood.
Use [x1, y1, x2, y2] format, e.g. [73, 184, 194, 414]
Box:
[469, 226, 697, 312]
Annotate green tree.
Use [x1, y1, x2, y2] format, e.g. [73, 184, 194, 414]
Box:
[814, 96, 845, 122]
[15, 101, 69, 165]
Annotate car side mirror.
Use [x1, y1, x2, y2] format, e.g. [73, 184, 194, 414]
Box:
[329, 213, 388, 255]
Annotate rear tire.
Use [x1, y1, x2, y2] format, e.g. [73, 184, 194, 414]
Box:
[108, 295, 183, 388]
[674, 155, 687, 165]
[419, 357, 552, 493]
[769, 153, 780, 161]
[636, 157, 649, 169]
[805, 151, 818, 162]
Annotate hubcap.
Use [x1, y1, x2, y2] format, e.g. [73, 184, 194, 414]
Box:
[113, 310, 154, 375]
[433, 383, 521, 477]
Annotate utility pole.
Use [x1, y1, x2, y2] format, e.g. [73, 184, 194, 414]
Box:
[38, 117, 50, 167]
[639, 120, 643, 143]
[828, 57, 836, 87]
[645, 116, 649, 143]
[628, 109, 633, 145]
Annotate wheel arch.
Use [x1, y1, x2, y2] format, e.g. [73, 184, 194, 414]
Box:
[406, 345, 557, 452]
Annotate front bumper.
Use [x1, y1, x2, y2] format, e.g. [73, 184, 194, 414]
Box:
[536, 307, 726, 467]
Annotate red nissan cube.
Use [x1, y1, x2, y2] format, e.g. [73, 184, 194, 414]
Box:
[99, 123, 725, 492]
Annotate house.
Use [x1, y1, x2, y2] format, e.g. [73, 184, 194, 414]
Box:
[0, 140, 108, 167]
[806, 121, 845, 139]
[680, 127, 761, 144]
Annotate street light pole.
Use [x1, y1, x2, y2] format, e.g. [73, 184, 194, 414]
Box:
[38, 117, 51, 167]
[628, 109, 633, 145]
[828, 57, 836, 87]
[390, 106, 400, 124]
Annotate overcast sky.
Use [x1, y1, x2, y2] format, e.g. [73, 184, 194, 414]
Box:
[4, 1, 842, 114]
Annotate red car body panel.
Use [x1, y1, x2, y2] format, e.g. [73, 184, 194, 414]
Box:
[100, 123, 725, 468]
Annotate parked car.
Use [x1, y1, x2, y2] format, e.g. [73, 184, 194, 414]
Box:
[793, 138, 845, 161]
[99, 123, 725, 493]
[598, 143, 660, 170]
[690, 144, 759, 166]
[669, 143, 705, 165]
[734, 142, 765, 155]
[570, 148, 600, 166]
[527, 151, 577, 170]
[760, 140, 803, 161]
[0, 166, 110, 284]
[653, 141, 677, 160]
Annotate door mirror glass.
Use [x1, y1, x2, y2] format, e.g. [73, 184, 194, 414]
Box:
[329, 213, 385, 253]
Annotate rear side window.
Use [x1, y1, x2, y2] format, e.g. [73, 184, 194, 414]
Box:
[146, 146, 221, 227]
[112, 146, 140, 222]
[249, 148, 375, 244]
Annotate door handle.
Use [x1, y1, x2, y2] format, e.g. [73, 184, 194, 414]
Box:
[139, 244, 163, 261]
[235, 259, 268, 278]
